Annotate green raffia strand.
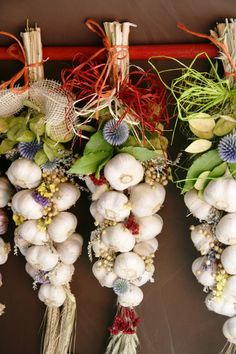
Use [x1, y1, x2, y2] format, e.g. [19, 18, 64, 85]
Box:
[105, 333, 139, 354]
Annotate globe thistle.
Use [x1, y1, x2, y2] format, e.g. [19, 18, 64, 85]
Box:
[113, 278, 129, 296]
[42, 159, 58, 172]
[218, 132, 236, 163]
[18, 140, 42, 160]
[103, 119, 129, 146]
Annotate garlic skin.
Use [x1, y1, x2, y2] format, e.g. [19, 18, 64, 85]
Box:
[205, 293, 236, 317]
[216, 213, 236, 245]
[136, 214, 163, 241]
[113, 252, 145, 280]
[92, 262, 117, 288]
[14, 233, 30, 256]
[204, 178, 236, 212]
[90, 231, 108, 257]
[104, 153, 144, 191]
[184, 189, 213, 221]
[25, 245, 59, 271]
[6, 158, 42, 189]
[47, 212, 77, 243]
[118, 284, 144, 307]
[48, 263, 74, 286]
[85, 177, 109, 201]
[0, 238, 10, 265]
[0, 177, 12, 208]
[52, 182, 80, 211]
[221, 246, 236, 275]
[0, 209, 8, 235]
[90, 201, 105, 224]
[223, 276, 236, 299]
[55, 233, 83, 265]
[223, 317, 236, 344]
[134, 239, 158, 257]
[191, 224, 215, 255]
[130, 182, 166, 217]
[96, 191, 130, 222]
[192, 257, 216, 287]
[131, 265, 155, 286]
[16, 220, 48, 245]
[12, 190, 43, 219]
[25, 262, 41, 280]
[38, 283, 66, 307]
[101, 224, 135, 253]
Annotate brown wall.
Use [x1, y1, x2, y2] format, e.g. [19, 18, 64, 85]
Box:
[0, 1, 236, 353]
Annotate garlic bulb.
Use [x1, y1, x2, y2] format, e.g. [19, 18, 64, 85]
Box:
[136, 214, 163, 241]
[221, 246, 236, 275]
[101, 223, 135, 252]
[12, 190, 44, 219]
[0, 177, 12, 208]
[52, 182, 80, 211]
[205, 293, 236, 317]
[223, 317, 236, 343]
[104, 153, 144, 191]
[184, 189, 213, 221]
[113, 252, 145, 280]
[0, 238, 10, 265]
[25, 245, 59, 271]
[96, 191, 130, 222]
[56, 233, 83, 265]
[6, 158, 42, 189]
[47, 212, 77, 243]
[190, 224, 215, 255]
[16, 220, 48, 245]
[92, 262, 117, 287]
[130, 182, 166, 217]
[223, 276, 236, 299]
[90, 201, 105, 224]
[48, 263, 74, 286]
[216, 213, 236, 245]
[38, 283, 66, 307]
[0, 209, 8, 235]
[85, 177, 109, 201]
[131, 265, 155, 286]
[14, 233, 30, 256]
[118, 284, 143, 307]
[192, 257, 216, 287]
[134, 239, 158, 257]
[25, 262, 41, 280]
[204, 178, 236, 212]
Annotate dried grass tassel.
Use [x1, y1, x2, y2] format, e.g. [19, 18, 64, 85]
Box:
[42, 306, 60, 354]
[105, 305, 140, 354]
[220, 342, 236, 354]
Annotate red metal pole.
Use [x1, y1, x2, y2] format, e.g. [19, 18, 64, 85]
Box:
[0, 43, 217, 61]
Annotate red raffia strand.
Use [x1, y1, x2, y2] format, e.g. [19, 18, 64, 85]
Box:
[124, 215, 139, 235]
[109, 305, 141, 335]
[89, 173, 107, 186]
[178, 23, 236, 78]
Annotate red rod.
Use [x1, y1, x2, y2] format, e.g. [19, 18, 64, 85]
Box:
[0, 43, 217, 61]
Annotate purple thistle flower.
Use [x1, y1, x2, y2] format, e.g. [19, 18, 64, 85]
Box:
[18, 140, 42, 160]
[218, 132, 236, 163]
[32, 191, 49, 207]
[103, 119, 129, 146]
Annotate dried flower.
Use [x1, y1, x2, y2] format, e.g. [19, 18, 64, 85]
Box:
[103, 119, 129, 146]
[18, 140, 42, 160]
[113, 278, 129, 295]
[218, 132, 236, 163]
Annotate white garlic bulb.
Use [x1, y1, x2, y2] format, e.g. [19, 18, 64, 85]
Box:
[204, 178, 236, 212]
[131, 265, 155, 286]
[192, 257, 216, 287]
[47, 212, 77, 243]
[190, 224, 215, 255]
[0, 238, 10, 265]
[223, 276, 236, 299]
[52, 182, 80, 211]
[25, 245, 59, 271]
[25, 262, 40, 280]
[38, 283, 66, 307]
[221, 246, 236, 275]
[85, 177, 109, 201]
[130, 182, 166, 217]
[0, 177, 12, 208]
[134, 239, 158, 257]
[184, 189, 213, 221]
[216, 213, 236, 245]
[223, 317, 236, 343]
[92, 262, 117, 288]
[48, 263, 74, 286]
[6, 158, 42, 189]
[104, 153, 144, 191]
[118, 284, 143, 307]
[113, 252, 145, 280]
[90, 201, 105, 224]
[205, 293, 236, 317]
[14, 233, 30, 256]
[136, 214, 163, 241]
[102, 223, 135, 252]
[55, 233, 83, 265]
[96, 191, 130, 222]
[12, 190, 44, 219]
[0, 209, 8, 235]
[16, 220, 48, 245]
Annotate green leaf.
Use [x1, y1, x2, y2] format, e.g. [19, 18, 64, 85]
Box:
[0, 117, 10, 133]
[69, 151, 111, 175]
[79, 125, 96, 132]
[23, 99, 41, 112]
[229, 163, 236, 178]
[213, 117, 236, 136]
[43, 143, 56, 161]
[118, 146, 161, 161]
[29, 115, 45, 137]
[199, 162, 227, 190]
[7, 125, 23, 141]
[183, 149, 223, 193]
[84, 131, 113, 155]
[95, 152, 113, 178]
[0, 139, 16, 154]
[8, 116, 27, 128]
[121, 136, 138, 147]
[16, 130, 35, 142]
[34, 150, 48, 166]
